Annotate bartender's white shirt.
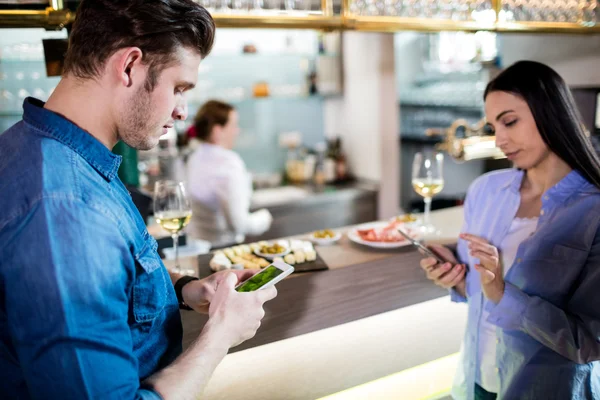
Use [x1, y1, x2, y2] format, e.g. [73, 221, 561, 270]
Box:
[185, 142, 271, 247]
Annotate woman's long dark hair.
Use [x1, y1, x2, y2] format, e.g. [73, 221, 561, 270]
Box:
[484, 60, 600, 189]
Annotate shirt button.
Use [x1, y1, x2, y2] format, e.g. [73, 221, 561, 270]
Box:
[496, 338, 500, 344]
[495, 367, 500, 373]
[517, 258, 522, 263]
[544, 195, 549, 200]
[540, 210, 545, 216]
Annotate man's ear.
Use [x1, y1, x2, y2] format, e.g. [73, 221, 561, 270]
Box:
[109, 47, 145, 88]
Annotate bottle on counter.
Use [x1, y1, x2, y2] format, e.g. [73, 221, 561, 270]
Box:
[327, 137, 349, 182]
[313, 142, 327, 187]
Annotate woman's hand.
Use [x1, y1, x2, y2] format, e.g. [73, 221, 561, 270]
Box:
[460, 233, 504, 304]
[419, 244, 467, 297]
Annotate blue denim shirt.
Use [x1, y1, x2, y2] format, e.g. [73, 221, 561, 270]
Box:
[451, 169, 600, 400]
[0, 98, 182, 399]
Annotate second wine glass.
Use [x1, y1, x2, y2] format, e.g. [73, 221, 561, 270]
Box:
[412, 152, 444, 235]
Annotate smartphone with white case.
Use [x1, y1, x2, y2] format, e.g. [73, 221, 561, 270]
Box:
[235, 260, 294, 292]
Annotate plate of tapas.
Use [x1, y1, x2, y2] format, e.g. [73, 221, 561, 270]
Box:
[208, 239, 320, 272]
[309, 229, 342, 246]
[347, 220, 420, 249]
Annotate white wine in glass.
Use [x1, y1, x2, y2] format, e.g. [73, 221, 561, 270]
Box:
[154, 180, 194, 275]
[155, 211, 192, 235]
[412, 178, 444, 198]
[412, 152, 444, 235]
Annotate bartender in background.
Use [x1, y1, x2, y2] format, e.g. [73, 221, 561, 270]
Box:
[186, 100, 272, 247]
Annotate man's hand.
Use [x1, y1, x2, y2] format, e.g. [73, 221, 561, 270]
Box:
[147, 272, 277, 399]
[204, 273, 277, 348]
[181, 270, 258, 314]
[419, 244, 467, 297]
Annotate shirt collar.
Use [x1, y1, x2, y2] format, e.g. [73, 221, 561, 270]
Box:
[22, 97, 122, 182]
[500, 169, 525, 193]
[499, 167, 594, 204]
[545, 169, 593, 204]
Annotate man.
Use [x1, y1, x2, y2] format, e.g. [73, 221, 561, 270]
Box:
[0, 1, 276, 399]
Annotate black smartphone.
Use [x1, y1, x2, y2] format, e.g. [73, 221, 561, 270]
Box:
[397, 228, 446, 264]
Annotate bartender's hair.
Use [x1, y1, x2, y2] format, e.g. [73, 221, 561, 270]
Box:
[194, 100, 235, 141]
[63, 0, 215, 91]
[485, 61, 600, 189]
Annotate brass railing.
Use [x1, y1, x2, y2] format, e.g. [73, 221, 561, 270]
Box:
[0, 0, 599, 32]
[426, 118, 506, 162]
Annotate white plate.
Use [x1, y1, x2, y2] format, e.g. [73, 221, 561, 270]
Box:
[309, 232, 342, 246]
[253, 247, 291, 260]
[347, 221, 419, 249]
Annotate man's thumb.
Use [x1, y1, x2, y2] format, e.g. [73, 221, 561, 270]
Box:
[220, 272, 238, 291]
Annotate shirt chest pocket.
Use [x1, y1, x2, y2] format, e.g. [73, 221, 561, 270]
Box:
[527, 240, 589, 265]
[133, 238, 168, 323]
[521, 241, 589, 300]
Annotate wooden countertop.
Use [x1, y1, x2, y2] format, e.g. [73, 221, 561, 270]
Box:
[164, 206, 464, 352]
[167, 206, 463, 273]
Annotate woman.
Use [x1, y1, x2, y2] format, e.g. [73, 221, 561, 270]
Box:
[185, 100, 272, 248]
[420, 61, 600, 400]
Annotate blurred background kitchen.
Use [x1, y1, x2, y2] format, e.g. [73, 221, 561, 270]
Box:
[2, 1, 600, 245]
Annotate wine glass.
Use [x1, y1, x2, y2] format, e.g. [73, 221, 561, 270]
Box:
[154, 180, 193, 275]
[412, 152, 444, 235]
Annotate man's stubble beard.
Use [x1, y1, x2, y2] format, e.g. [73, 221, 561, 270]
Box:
[117, 85, 159, 151]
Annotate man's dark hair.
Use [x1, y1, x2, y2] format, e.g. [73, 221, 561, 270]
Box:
[63, 0, 215, 91]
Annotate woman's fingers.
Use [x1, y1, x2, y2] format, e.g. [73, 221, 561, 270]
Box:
[468, 242, 498, 257]
[437, 264, 466, 288]
[460, 233, 489, 245]
[475, 264, 496, 284]
[470, 251, 499, 269]
[427, 262, 452, 280]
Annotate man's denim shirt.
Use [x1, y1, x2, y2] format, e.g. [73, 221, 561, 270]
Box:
[0, 98, 181, 399]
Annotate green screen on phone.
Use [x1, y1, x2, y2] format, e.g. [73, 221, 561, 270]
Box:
[235, 265, 284, 292]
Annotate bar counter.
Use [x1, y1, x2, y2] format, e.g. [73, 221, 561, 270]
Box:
[162, 207, 467, 399]
[164, 207, 465, 351]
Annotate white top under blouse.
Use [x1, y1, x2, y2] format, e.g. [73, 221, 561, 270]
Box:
[477, 216, 539, 393]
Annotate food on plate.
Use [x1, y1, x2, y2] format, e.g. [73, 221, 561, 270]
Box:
[294, 250, 306, 264]
[231, 256, 244, 264]
[313, 229, 336, 239]
[393, 214, 417, 224]
[356, 222, 411, 243]
[249, 243, 261, 252]
[209, 253, 232, 272]
[291, 240, 314, 252]
[284, 253, 296, 265]
[223, 248, 235, 259]
[244, 262, 260, 270]
[260, 243, 287, 255]
[289, 239, 304, 250]
[240, 253, 270, 268]
[214, 239, 317, 273]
